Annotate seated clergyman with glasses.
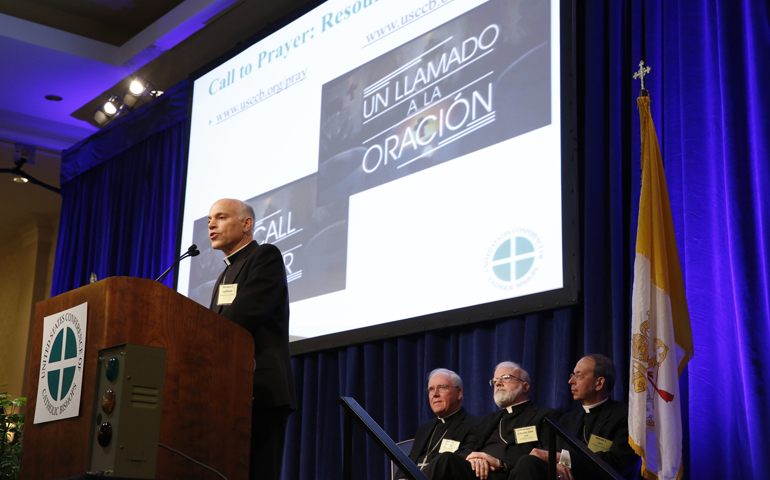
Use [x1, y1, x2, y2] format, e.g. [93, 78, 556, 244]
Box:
[396, 368, 480, 480]
[421, 361, 560, 480]
[509, 355, 638, 480]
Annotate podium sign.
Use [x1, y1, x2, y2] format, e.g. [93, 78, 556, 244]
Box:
[33, 302, 88, 424]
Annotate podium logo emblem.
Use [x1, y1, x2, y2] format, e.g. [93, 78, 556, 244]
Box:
[34, 302, 88, 424]
[47, 327, 79, 401]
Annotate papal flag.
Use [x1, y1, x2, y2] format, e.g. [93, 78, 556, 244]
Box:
[629, 93, 694, 480]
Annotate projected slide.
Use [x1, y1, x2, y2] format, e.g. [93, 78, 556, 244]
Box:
[317, 0, 550, 204]
[180, 0, 564, 342]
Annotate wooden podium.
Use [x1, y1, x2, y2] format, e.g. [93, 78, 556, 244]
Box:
[20, 277, 254, 480]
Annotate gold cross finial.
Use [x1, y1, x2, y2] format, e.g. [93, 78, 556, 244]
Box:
[633, 60, 651, 90]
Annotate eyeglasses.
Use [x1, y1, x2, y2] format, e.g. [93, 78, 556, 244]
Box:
[426, 384, 459, 395]
[569, 372, 589, 381]
[488, 374, 525, 386]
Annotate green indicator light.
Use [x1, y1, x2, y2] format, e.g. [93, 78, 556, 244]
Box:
[106, 357, 119, 381]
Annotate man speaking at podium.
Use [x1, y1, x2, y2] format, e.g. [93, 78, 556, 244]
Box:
[208, 198, 297, 480]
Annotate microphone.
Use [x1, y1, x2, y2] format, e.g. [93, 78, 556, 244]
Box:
[156, 244, 200, 283]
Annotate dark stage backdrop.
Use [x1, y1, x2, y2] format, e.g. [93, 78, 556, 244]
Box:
[53, 1, 769, 479]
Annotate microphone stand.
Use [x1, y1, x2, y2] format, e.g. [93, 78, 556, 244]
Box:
[156, 245, 200, 283]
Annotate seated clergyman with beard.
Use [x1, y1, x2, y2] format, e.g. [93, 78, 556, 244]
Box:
[395, 369, 479, 479]
[421, 362, 560, 480]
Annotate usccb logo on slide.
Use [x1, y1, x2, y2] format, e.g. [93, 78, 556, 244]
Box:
[38, 309, 86, 420]
[485, 229, 543, 290]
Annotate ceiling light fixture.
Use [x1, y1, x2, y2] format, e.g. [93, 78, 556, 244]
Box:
[0, 144, 61, 194]
[94, 95, 125, 126]
[123, 75, 151, 108]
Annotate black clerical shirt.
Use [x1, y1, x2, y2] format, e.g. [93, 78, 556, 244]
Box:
[483, 401, 530, 460]
[415, 408, 462, 467]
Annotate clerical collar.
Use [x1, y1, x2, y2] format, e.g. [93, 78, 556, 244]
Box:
[504, 400, 529, 413]
[437, 407, 463, 423]
[223, 240, 254, 266]
[582, 397, 609, 413]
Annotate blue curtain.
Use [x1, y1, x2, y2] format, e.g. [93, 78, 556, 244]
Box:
[52, 1, 769, 479]
[643, 1, 770, 478]
[51, 81, 189, 295]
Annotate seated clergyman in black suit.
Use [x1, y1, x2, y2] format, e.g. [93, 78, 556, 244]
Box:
[510, 354, 638, 480]
[208, 198, 296, 480]
[396, 368, 479, 479]
[422, 361, 560, 480]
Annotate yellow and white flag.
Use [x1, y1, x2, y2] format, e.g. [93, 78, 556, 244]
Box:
[629, 95, 694, 480]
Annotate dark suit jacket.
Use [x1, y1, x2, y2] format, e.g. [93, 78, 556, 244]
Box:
[210, 241, 297, 410]
[558, 399, 638, 478]
[396, 407, 479, 479]
[475, 401, 561, 468]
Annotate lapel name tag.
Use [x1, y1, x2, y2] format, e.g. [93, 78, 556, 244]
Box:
[514, 426, 538, 444]
[587, 434, 613, 453]
[218, 284, 237, 305]
[439, 439, 460, 453]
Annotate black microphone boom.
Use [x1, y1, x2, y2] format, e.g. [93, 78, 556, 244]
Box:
[156, 244, 200, 283]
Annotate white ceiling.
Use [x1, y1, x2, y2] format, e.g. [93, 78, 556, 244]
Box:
[0, 0, 308, 232]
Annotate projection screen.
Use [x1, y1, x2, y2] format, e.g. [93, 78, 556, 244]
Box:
[178, 0, 578, 353]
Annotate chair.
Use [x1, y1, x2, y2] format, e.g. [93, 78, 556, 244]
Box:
[390, 439, 415, 480]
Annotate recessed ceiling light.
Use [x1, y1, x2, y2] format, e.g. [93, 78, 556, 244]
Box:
[13, 177, 29, 183]
[45, 95, 63, 101]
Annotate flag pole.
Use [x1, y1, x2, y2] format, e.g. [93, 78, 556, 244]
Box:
[629, 60, 693, 480]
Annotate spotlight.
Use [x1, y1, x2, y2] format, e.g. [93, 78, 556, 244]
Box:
[123, 75, 151, 107]
[94, 95, 124, 126]
[129, 79, 146, 95]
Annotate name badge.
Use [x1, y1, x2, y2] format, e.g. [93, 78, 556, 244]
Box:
[218, 284, 237, 305]
[514, 426, 538, 444]
[439, 439, 460, 453]
[587, 435, 613, 453]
